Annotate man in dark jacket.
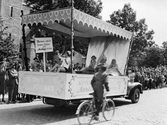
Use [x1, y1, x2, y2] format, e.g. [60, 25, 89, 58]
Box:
[91, 65, 110, 120]
[7, 63, 18, 104]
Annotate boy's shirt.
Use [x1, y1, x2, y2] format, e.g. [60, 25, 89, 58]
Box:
[91, 72, 109, 92]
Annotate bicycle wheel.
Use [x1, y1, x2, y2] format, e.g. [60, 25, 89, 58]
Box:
[102, 99, 115, 121]
[77, 102, 94, 125]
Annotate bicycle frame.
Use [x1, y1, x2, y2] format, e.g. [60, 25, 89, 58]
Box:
[76, 100, 92, 115]
[76, 92, 108, 115]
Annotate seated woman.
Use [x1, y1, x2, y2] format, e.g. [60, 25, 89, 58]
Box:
[49, 59, 63, 72]
[106, 59, 122, 76]
[95, 56, 108, 72]
[50, 50, 71, 73]
[80, 55, 97, 74]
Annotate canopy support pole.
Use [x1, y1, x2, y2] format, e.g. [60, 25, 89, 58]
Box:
[124, 33, 134, 75]
[71, 0, 74, 73]
[21, 11, 29, 71]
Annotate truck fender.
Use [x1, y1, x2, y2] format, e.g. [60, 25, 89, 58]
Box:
[75, 100, 90, 115]
[127, 82, 143, 97]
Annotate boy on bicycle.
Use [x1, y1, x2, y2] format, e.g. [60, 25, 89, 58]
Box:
[91, 65, 110, 120]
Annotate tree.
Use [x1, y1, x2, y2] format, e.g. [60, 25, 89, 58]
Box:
[25, 0, 102, 19]
[162, 41, 167, 48]
[107, 3, 155, 67]
[142, 45, 162, 67]
[0, 24, 19, 60]
[161, 41, 167, 65]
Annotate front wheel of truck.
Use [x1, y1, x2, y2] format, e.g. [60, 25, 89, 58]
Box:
[131, 88, 140, 103]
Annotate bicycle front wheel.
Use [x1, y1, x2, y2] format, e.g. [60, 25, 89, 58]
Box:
[77, 102, 94, 125]
[102, 99, 115, 121]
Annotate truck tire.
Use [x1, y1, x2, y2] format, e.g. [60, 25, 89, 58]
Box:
[131, 88, 140, 103]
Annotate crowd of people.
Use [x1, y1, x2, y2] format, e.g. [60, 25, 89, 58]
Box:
[127, 65, 167, 90]
[0, 57, 21, 104]
[0, 52, 87, 104]
[29, 54, 85, 73]
[0, 53, 122, 104]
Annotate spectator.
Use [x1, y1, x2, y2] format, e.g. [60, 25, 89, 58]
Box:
[7, 63, 18, 104]
[0, 59, 7, 103]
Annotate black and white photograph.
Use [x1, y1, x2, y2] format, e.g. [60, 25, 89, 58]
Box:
[0, 0, 167, 125]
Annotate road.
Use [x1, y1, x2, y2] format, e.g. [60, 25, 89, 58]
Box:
[0, 87, 167, 125]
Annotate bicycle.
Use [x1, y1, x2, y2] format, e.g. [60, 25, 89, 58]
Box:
[76, 92, 115, 125]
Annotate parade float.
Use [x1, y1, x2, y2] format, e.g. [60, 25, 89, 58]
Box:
[19, 7, 142, 106]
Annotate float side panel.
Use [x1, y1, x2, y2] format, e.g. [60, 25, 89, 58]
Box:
[64, 74, 128, 100]
[18, 71, 66, 99]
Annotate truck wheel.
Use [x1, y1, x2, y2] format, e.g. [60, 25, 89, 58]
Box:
[131, 88, 140, 103]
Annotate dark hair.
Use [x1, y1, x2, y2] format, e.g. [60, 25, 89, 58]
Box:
[91, 55, 96, 59]
[100, 65, 107, 72]
[34, 57, 38, 60]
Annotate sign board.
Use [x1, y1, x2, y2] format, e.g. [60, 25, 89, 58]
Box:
[35, 37, 53, 53]
[19, 71, 128, 100]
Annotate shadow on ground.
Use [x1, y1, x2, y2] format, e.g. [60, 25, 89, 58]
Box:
[0, 102, 78, 125]
[113, 99, 132, 107]
[0, 97, 140, 125]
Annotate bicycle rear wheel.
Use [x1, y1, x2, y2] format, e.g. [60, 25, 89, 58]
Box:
[77, 102, 94, 125]
[102, 99, 115, 121]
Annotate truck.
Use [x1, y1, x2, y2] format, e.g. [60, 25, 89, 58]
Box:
[19, 7, 143, 106]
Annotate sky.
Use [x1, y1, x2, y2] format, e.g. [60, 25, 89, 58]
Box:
[100, 0, 167, 46]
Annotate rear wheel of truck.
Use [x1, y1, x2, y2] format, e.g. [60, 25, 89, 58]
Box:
[131, 88, 140, 103]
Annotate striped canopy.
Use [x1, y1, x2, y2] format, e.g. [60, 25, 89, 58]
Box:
[22, 8, 132, 39]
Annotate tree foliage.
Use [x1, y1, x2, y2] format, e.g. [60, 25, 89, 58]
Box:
[0, 23, 19, 60]
[25, 0, 102, 18]
[107, 3, 155, 67]
[142, 45, 162, 67]
[161, 41, 167, 65]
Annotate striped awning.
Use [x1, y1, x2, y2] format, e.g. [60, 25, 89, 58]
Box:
[22, 8, 132, 39]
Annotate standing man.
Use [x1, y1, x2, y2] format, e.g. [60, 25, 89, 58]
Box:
[7, 63, 18, 104]
[0, 58, 7, 103]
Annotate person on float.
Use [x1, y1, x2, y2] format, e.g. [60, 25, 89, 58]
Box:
[95, 55, 108, 72]
[80, 55, 97, 74]
[31, 57, 39, 71]
[106, 59, 122, 76]
[57, 50, 71, 72]
[49, 50, 71, 73]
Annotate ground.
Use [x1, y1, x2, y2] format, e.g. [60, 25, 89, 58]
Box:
[0, 87, 167, 125]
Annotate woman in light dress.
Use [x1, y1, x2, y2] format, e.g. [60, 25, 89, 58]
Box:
[80, 55, 97, 74]
[106, 59, 122, 76]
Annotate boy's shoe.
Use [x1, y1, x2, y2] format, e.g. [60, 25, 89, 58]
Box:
[93, 115, 99, 121]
